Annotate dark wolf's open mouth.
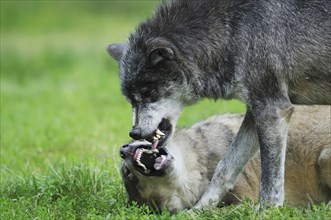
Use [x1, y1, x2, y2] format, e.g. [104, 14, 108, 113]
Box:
[133, 144, 170, 176]
[147, 118, 172, 150]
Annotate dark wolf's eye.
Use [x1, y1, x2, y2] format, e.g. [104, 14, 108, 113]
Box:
[140, 88, 159, 103]
[141, 88, 151, 99]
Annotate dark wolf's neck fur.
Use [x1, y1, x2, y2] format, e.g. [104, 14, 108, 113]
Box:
[131, 0, 249, 99]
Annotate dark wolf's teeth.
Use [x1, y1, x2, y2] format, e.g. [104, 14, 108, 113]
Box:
[151, 139, 159, 150]
[156, 129, 165, 136]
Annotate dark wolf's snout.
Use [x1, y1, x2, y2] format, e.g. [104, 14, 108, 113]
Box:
[129, 126, 142, 140]
[120, 144, 130, 159]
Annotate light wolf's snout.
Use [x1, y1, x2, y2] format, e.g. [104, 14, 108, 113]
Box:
[120, 144, 131, 159]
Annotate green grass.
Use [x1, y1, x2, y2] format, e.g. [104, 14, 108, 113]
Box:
[0, 1, 329, 219]
[1, 164, 330, 219]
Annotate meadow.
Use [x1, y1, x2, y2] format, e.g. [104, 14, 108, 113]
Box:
[1, 1, 329, 219]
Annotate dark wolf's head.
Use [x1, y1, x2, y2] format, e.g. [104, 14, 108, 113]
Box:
[107, 0, 230, 146]
[107, 36, 201, 146]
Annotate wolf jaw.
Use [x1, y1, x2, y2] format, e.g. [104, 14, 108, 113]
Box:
[128, 82, 194, 144]
[120, 141, 172, 176]
[150, 119, 172, 150]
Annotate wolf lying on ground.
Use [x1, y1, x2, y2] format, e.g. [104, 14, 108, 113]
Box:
[120, 106, 331, 212]
[108, 0, 331, 208]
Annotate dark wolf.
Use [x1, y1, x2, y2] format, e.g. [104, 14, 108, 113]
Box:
[120, 105, 331, 212]
[107, 0, 331, 208]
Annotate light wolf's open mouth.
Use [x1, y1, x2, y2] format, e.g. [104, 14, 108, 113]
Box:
[133, 144, 170, 176]
[148, 118, 172, 150]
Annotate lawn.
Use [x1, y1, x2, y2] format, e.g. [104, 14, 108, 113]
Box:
[0, 1, 329, 219]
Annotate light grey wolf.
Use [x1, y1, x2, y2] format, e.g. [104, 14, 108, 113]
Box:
[120, 105, 331, 212]
[107, 0, 331, 208]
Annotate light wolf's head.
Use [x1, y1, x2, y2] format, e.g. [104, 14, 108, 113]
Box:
[107, 37, 199, 147]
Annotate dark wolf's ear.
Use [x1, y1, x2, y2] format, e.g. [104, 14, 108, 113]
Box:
[107, 43, 126, 61]
[148, 47, 174, 66]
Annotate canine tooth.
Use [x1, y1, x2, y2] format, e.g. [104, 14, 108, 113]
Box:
[153, 136, 159, 140]
[156, 134, 161, 139]
[136, 160, 148, 172]
[151, 139, 159, 150]
[156, 129, 165, 136]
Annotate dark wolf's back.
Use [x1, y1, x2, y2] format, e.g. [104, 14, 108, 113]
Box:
[125, 0, 330, 103]
[235, 0, 331, 104]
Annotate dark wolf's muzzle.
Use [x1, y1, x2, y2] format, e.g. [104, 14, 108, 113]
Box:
[129, 119, 173, 150]
[129, 126, 142, 140]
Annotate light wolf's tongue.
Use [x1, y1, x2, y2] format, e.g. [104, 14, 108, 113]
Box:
[154, 155, 167, 170]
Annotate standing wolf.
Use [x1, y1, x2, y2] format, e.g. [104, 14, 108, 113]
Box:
[107, 0, 331, 208]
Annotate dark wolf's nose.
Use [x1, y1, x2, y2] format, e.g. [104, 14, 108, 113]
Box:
[129, 126, 142, 140]
[120, 144, 129, 159]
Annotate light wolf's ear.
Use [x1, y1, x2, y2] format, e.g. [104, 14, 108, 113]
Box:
[148, 47, 174, 66]
[107, 43, 126, 61]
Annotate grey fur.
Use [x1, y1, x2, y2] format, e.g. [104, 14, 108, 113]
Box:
[120, 105, 331, 212]
[108, 0, 331, 208]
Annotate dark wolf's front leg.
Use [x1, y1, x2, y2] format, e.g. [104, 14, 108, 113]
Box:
[194, 67, 293, 209]
[245, 67, 293, 207]
[194, 102, 293, 209]
[253, 101, 293, 207]
[194, 110, 259, 208]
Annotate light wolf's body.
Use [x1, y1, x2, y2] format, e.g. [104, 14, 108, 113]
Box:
[121, 105, 331, 212]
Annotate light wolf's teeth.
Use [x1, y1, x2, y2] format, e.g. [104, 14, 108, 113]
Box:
[136, 160, 148, 173]
[140, 148, 159, 154]
[133, 148, 140, 161]
[156, 129, 165, 136]
[156, 134, 161, 139]
[152, 149, 159, 153]
[153, 136, 159, 141]
[137, 151, 142, 160]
